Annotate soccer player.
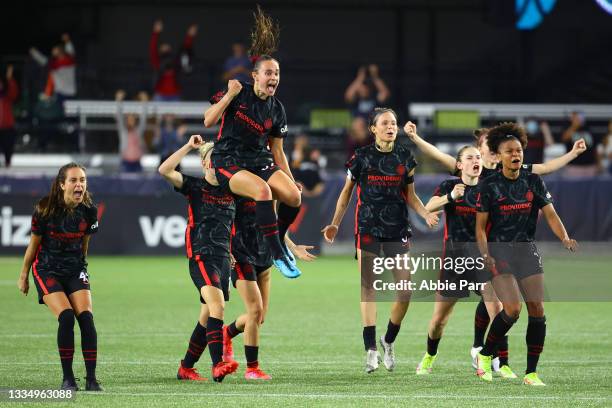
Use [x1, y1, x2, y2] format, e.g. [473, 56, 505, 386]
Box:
[222, 196, 316, 380]
[203, 6, 300, 278]
[17, 163, 102, 391]
[474, 122, 578, 385]
[414, 146, 516, 379]
[322, 108, 438, 373]
[405, 123, 586, 371]
[158, 135, 238, 382]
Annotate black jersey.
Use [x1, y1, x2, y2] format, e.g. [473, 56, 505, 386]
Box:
[346, 143, 418, 238]
[175, 174, 236, 259]
[476, 171, 553, 242]
[31, 203, 98, 276]
[210, 81, 288, 169]
[231, 197, 272, 268]
[480, 163, 532, 179]
[433, 179, 479, 243]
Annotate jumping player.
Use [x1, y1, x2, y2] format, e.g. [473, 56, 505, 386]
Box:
[222, 196, 317, 380]
[158, 135, 238, 382]
[322, 108, 438, 373]
[474, 122, 578, 385]
[17, 163, 102, 391]
[203, 6, 300, 278]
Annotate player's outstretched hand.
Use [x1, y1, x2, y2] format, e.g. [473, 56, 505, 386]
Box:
[403, 121, 418, 141]
[18, 276, 29, 295]
[571, 139, 587, 156]
[425, 212, 439, 228]
[321, 225, 338, 243]
[451, 184, 466, 200]
[292, 245, 317, 261]
[188, 134, 203, 149]
[562, 238, 578, 252]
[484, 255, 496, 272]
[227, 80, 243, 97]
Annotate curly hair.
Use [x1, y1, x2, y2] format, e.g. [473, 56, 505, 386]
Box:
[486, 122, 528, 154]
[249, 5, 280, 69]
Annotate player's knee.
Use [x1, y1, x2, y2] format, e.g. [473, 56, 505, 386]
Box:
[285, 190, 301, 207]
[58, 309, 75, 328]
[248, 305, 264, 326]
[253, 182, 273, 201]
[526, 302, 544, 318]
[504, 303, 522, 320]
[208, 303, 225, 319]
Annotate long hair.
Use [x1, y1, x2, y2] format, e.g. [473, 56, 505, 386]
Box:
[249, 5, 280, 69]
[36, 163, 93, 219]
[368, 107, 398, 137]
[486, 122, 528, 154]
[453, 145, 478, 177]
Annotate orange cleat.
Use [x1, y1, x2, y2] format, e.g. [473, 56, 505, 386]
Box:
[222, 325, 237, 364]
[212, 360, 239, 382]
[177, 360, 207, 381]
[245, 365, 272, 380]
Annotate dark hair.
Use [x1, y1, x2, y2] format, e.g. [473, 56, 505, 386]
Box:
[249, 5, 280, 69]
[486, 122, 528, 154]
[368, 107, 398, 131]
[36, 163, 93, 219]
[472, 127, 490, 148]
[453, 145, 479, 176]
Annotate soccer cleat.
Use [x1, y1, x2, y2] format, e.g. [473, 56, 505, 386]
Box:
[212, 360, 239, 383]
[470, 346, 482, 369]
[379, 336, 396, 371]
[60, 377, 79, 391]
[222, 326, 236, 363]
[365, 349, 381, 373]
[85, 377, 104, 391]
[497, 365, 518, 379]
[273, 255, 301, 279]
[177, 360, 207, 381]
[475, 353, 493, 382]
[283, 243, 297, 266]
[523, 372, 546, 386]
[492, 356, 501, 372]
[245, 365, 272, 380]
[416, 352, 437, 375]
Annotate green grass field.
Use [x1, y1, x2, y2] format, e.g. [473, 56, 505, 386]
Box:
[1, 256, 611, 407]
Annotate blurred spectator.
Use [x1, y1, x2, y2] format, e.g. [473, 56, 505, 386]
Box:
[149, 20, 197, 101]
[29, 33, 77, 106]
[0, 65, 18, 167]
[136, 91, 157, 149]
[602, 120, 612, 174]
[523, 118, 554, 164]
[561, 111, 604, 177]
[345, 116, 371, 157]
[222, 43, 252, 83]
[344, 64, 390, 119]
[291, 137, 325, 198]
[115, 90, 147, 173]
[154, 114, 186, 171]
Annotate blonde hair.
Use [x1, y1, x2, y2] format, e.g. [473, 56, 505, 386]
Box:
[198, 142, 214, 161]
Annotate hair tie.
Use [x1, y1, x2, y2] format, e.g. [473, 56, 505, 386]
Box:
[250, 55, 260, 65]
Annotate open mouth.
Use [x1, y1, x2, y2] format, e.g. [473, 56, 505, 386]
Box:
[512, 159, 521, 164]
[74, 190, 83, 199]
[266, 82, 277, 93]
[473, 164, 480, 171]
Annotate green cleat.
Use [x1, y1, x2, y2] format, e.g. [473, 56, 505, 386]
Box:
[498, 365, 518, 379]
[475, 353, 492, 382]
[416, 352, 437, 375]
[523, 372, 546, 386]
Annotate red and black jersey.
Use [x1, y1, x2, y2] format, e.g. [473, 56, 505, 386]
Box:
[175, 174, 236, 259]
[231, 197, 272, 268]
[480, 163, 532, 179]
[31, 204, 98, 276]
[433, 179, 479, 243]
[476, 171, 553, 242]
[210, 81, 288, 169]
[346, 143, 418, 238]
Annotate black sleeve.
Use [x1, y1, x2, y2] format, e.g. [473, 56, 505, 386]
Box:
[521, 164, 533, 173]
[85, 205, 99, 235]
[405, 149, 418, 172]
[31, 210, 45, 236]
[174, 173, 197, 196]
[532, 175, 553, 209]
[345, 153, 362, 181]
[476, 181, 492, 213]
[209, 88, 228, 104]
[270, 100, 288, 139]
[433, 180, 451, 197]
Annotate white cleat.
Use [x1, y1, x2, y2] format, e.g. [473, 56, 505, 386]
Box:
[365, 349, 381, 373]
[470, 346, 482, 370]
[492, 357, 501, 373]
[379, 336, 396, 371]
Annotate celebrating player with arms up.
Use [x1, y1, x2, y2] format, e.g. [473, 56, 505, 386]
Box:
[203, 6, 300, 279]
[323, 108, 438, 374]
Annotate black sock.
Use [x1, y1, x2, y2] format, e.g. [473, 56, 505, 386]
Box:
[57, 309, 75, 380]
[76, 311, 97, 380]
[473, 299, 490, 348]
[277, 202, 300, 242]
[245, 345, 259, 368]
[255, 200, 284, 259]
[498, 335, 509, 366]
[526, 316, 546, 374]
[481, 310, 517, 356]
[384, 320, 401, 344]
[183, 322, 207, 368]
[427, 335, 441, 356]
[206, 317, 224, 366]
[227, 321, 243, 339]
[363, 326, 376, 351]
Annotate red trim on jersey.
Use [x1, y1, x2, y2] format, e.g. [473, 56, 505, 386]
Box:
[354, 185, 361, 236]
[235, 263, 245, 280]
[32, 246, 48, 295]
[216, 111, 227, 141]
[218, 167, 235, 180]
[356, 233, 361, 250]
[186, 203, 194, 258]
[196, 256, 213, 286]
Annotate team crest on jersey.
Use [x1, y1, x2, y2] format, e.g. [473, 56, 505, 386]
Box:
[361, 234, 373, 245]
[525, 190, 534, 202]
[395, 164, 406, 175]
[46, 277, 57, 287]
[79, 220, 88, 232]
[264, 118, 273, 130]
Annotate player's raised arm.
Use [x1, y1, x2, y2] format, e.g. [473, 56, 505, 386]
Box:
[425, 183, 464, 213]
[531, 138, 587, 175]
[204, 80, 242, 127]
[17, 234, 42, 295]
[322, 177, 355, 243]
[158, 134, 203, 188]
[403, 121, 456, 172]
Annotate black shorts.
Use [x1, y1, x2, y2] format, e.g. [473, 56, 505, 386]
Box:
[354, 234, 411, 259]
[215, 163, 280, 188]
[231, 261, 272, 287]
[189, 255, 230, 303]
[32, 266, 90, 305]
[489, 242, 543, 281]
[438, 243, 487, 299]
